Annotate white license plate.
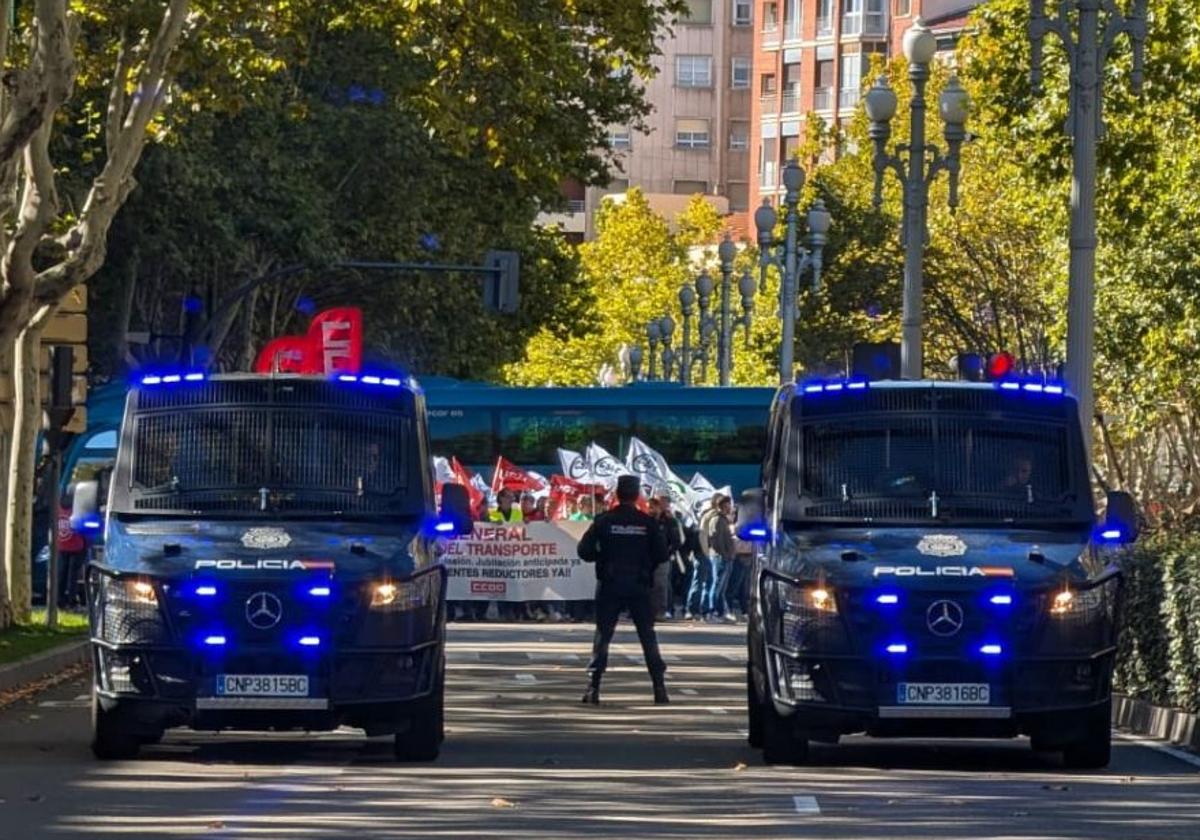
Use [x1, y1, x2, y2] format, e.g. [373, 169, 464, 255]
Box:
[897, 683, 990, 705]
[215, 674, 309, 697]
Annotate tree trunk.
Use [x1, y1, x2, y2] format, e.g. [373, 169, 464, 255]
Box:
[0, 376, 12, 630]
[4, 320, 45, 623]
[238, 285, 261, 371]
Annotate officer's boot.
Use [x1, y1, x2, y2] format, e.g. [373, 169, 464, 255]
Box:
[652, 676, 669, 705]
[581, 672, 601, 705]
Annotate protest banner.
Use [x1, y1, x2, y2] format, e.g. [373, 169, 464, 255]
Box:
[442, 521, 595, 601]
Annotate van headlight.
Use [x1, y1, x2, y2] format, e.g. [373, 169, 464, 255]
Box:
[369, 574, 436, 612]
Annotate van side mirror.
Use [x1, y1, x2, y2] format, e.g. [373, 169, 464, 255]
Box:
[735, 487, 771, 542]
[1099, 490, 1139, 545]
[69, 480, 102, 532]
[437, 483, 473, 537]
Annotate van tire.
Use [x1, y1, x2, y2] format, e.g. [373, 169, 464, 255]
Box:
[91, 691, 141, 761]
[761, 703, 809, 766]
[1061, 699, 1112, 770]
[394, 685, 443, 762]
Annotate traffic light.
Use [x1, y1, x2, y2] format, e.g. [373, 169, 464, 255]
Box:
[484, 250, 520, 314]
[851, 342, 901, 380]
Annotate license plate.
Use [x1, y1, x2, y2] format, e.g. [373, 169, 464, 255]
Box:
[897, 683, 990, 705]
[215, 675, 309, 697]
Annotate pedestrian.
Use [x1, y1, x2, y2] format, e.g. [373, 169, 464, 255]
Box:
[577, 474, 670, 705]
[688, 495, 722, 619]
[489, 489, 523, 523]
[520, 491, 544, 522]
[56, 486, 87, 607]
[650, 493, 683, 620]
[703, 495, 737, 622]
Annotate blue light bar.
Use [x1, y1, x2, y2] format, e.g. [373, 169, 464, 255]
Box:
[885, 643, 908, 654]
[1023, 382, 1044, 392]
[141, 371, 206, 386]
[824, 382, 844, 392]
[203, 635, 227, 646]
[162, 374, 181, 383]
[989, 594, 1013, 606]
[999, 381, 1021, 391]
[141, 375, 162, 385]
[382, 377, 402, 387]
[337, 374, 358, 382]
[846, 380, 868, 390]
[195, 585, 218, 597]
[979, 643, 1003, 656]
[361, 375, 382, 385]
[184, 372, 206, 382]
[81, 518, 102, 530]
[876, 593, 899, 605]
[745, 526, 770, 539]
[1044, 384, 1065, 395]
[803, 384, 823, 393]
[308, 585, 332, 597]
[298, 635, 321, 647]
[801, 379, 870, 394]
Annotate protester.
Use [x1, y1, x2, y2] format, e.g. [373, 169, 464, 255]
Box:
[687, 495, 722, 620]
[489, 488, 523, 523]
[649, 494, 684, 620]
[703, 495, 737, 622]
[56, 487, 87, 608]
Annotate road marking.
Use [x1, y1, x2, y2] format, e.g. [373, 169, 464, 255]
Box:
[515, 673, 537, 684]
[792, 795, 821, 815]
[38, 700, 89, 709]
[663, 654, 681, 663]
[708, 707, 728, 715]
[679, 688, 698, 696]
[625, 655, 642, 664]
[722, 653, 743, 662]
[74, 694, 90, 701]
[1116, 732, 1200, 769]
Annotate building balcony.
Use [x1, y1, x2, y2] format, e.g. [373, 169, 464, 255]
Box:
[813, 87, 832, 111]
[816, 16, 833, 36]
[536, 207, 587, 234]
[781, 91, 802, 114]
[839, 88, 860, 108]
[841, 14, 862, 35]
[760, 93, 777, 113]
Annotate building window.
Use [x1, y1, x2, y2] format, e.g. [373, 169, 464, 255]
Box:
[683, 0, 714, 23]
[608, 128, 632, 150]
[782, 63, 802, 112]
[784, 0, 802, 39]
[839, 50, 863, 108]
[727, 182, 750, 211]
[675, 55, 713, 88]
[816, 0, 833, 35]
[759, 140, 779, 187]
[865, 0, 886, 34]
[674, 180, 709, 195]
[842, 0, 862, 35]
[762, 2, 779, 32]
[729, 121, 750, 150]
[733, 0, 753, 25]
[815, 50, 834, 110]
[731, 57, 752, 89]
[675, 118, 711, 149]
[896, 0, 911, 16]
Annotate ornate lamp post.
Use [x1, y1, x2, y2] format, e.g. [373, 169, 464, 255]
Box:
[755, 160, 831, 384]
[628, 345, 643, 381]
[739, 269, 756, 349]
[659, 315, 676, 381]
[717, 235, 737, 386]
[695, 270, 715, 383]
[1029, 0, 1146, 450]
[646, 319, 661, 381]
[863, 18, 969, 380]
[678, 284, 696, 385]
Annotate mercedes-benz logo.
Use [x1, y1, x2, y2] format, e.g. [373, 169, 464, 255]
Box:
[926, 599, 964, 637]
[245, 592, 283, 630]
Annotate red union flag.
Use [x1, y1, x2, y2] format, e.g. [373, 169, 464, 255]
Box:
[491, 456, 547, 495]
[253, 307, 363, 374]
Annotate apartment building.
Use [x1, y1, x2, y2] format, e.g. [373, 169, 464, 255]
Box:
[540, 0, 757, 241]
[749, 0, 977, 211]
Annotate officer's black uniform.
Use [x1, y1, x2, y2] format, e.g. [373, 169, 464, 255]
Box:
[577, 475, 670, 705]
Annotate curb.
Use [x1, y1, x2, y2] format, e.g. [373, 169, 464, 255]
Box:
[1113, 692, 1200, 752]
[0, 639, 90, 695]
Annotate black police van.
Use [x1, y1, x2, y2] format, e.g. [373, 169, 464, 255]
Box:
[85, 372, 469, 760]
[745, 377, 1137, 768]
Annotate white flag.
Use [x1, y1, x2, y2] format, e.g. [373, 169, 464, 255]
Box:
[557, 448, 592, 483]
[626, 437, 691, 511]
[586, 442, 629, 488]
[432, 456, 456, 485]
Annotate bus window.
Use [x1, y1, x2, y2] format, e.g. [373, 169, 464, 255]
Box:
[426, 408, 495, 464]
[84, 430, 118, 450]
[498, 409, 628, 465]
[633, 408, 767, 464]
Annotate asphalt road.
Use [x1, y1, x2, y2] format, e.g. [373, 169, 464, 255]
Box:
[0, 622, 1197, 839]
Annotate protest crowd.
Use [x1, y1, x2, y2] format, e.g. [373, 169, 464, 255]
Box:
[433, 439, 755, 624]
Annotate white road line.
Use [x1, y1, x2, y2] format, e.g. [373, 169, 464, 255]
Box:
[663, 654, 681, 663]
[1116, 732, 1200, 769]
[38, 700, 89, 709]
[679, 688, 698, 696]
[625, 655, 642, 664]
[514, 673, 537, 684]
[792, 795, 821, 815]
[74, 694, 90, 701]
[722, 653, 743, 662]
[708, 707, 728, 715]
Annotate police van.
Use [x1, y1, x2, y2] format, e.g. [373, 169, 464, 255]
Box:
[83, 372, 470, 760]
[744, 373, 1136, 768]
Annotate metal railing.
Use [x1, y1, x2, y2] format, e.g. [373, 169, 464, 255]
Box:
[816, 15, 833, 35]
[760, 92, 777, 112]
[813, 88, 833, 111]
[842, 13, 862, 35]
[839, 88, 860, 108]
[566, 199, 586, 213]
[781, 91, 801, 113]
[865, 13, 886, 35]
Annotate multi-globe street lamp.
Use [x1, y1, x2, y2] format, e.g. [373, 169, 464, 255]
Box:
[863, 18, 969, 381]
[754, 161, 831, 384]
[1028, 0, 1146, 450]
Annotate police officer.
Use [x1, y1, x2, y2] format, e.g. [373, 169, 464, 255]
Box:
[577, 475, 670, 705]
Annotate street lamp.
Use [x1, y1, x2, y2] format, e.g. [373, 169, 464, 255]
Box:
[755, 160, 831, 384]
[1029, 0, 1146, 452]
[659, 315, 675, 381]
[739, 269, 756, 348]
[864, 18, 969, 381]
[628, 345, 643, 381]
[695, 270, 715, 383]
[678, 284, 696, 385]
[717, 234, 737, 386]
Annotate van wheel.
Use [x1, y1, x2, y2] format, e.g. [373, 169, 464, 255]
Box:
[761, 702, 809, 766]
[1062, 699, 1112, 769]
[91, 691, 141, 761]
[747, 665, 764, 748]
[394, 685, 443, 762]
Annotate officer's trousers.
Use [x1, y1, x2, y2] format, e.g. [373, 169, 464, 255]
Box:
[587, 581, 666, 680]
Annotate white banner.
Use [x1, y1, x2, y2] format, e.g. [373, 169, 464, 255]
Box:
[442, 521, 596, 601]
